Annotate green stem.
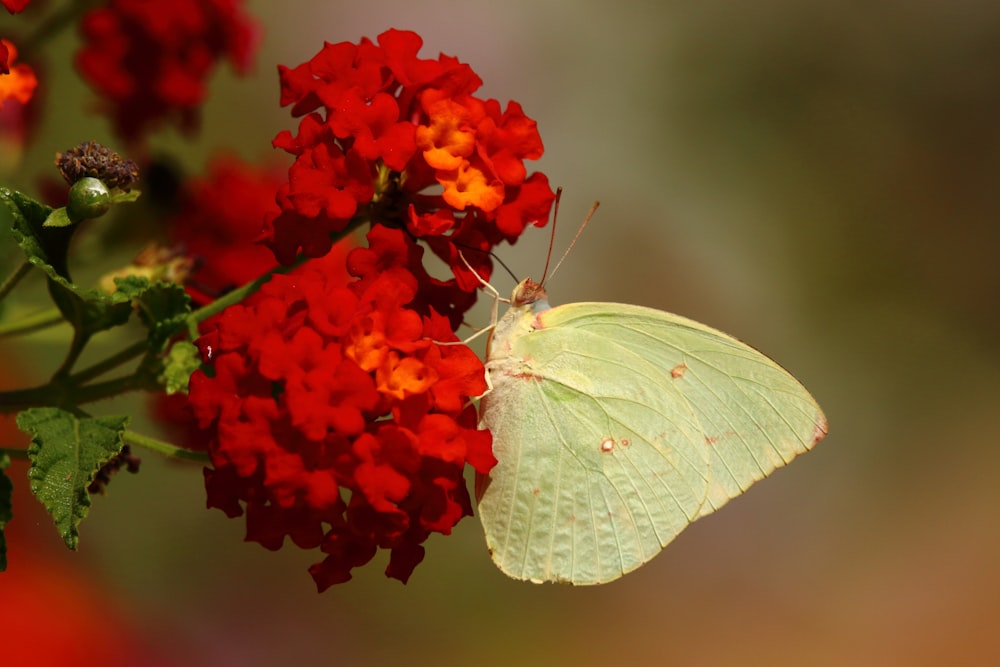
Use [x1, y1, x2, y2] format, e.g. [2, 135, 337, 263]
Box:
[0, 447, 30, 461]
[0, 260, 32, 304]
[0, 370, 151, 414]
[122, 430, 209, 463]
[189, 257, 301, 325]
[18, 0, 103, 60]
[52, 327, 89, 379]
[0, 380, 62, 413]
[70, 339, 148, 385]
[73, 372, 153, 404]
[186, 214, 366, 327]
[0, 308, 65, 338]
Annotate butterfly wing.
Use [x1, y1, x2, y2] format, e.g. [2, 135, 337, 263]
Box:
[477, 301, 826, 584]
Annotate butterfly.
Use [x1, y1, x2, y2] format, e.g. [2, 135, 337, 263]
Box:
[474, 273, 827, 584]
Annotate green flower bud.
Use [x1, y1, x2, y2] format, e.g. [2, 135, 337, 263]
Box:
[66, 177, 111, 221]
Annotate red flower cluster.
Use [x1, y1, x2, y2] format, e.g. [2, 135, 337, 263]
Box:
[189, 226, 495, 588]
[265, 28, 554, 329]
[184, 29, 554, 587]
[74, 0, 259, 143]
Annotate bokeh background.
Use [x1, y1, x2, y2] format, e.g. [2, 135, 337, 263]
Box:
[2, 1, 1000, 665]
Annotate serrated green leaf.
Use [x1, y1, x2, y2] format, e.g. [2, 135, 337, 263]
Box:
[2, 187, 74, 279]
[0, 454, 12, 572]
[159, 341, 201, 394]
[114, 276, 191, 350]
[16, 408, 129, 550]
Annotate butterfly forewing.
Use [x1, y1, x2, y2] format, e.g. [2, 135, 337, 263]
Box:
[543, 302, 827, 517]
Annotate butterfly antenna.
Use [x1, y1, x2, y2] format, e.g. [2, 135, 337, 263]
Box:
[538, 187, 563, 286]
[545, 198, 600, 285]
[490, 253, 518, 284]
[453, 241, 519, 284]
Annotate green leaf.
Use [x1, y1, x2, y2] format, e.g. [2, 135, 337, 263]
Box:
[2, 187, 138, 344]
[110, 189, 141, 204]
[0, 454, 12, 572]
[114, 275, 192, 350]
[17, 408, 129, 550]
[46, 280, 134, 341]
[159, 341, 201, 394]
[42, 207, 73, 228]
[2, 186, 74, 279]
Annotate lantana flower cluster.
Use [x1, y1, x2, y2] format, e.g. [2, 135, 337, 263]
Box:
[191, 227, 495, 588]
[265, 28, 554, 328]
[186, 29, 555, 587]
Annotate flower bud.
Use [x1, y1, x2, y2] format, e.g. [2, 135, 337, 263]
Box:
[66, 176, 111, 221]
[55, 140, 139, 190]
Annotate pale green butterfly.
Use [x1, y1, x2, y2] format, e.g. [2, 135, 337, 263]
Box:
[473, 223, 827, 585]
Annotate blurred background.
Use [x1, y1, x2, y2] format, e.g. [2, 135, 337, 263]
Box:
[2, 0, 999, 665]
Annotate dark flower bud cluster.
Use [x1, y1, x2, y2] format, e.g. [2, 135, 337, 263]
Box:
[55, 141, 140, 190]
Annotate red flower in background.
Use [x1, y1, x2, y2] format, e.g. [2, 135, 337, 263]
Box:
[75, 0, 259, 143]
[184, 29, 553, 587]
[0, 39, 37, 107]
[168, 155, 284, 305]
[0, 38, 40, 169]
[2, 0, 30, 14]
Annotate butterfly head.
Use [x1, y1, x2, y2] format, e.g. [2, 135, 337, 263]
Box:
[511, 278, 548, 309]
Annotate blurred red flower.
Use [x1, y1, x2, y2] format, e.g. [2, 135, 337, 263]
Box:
[168, 154, 284, 305]
[2, 0, 30, 14]
[74, 0, 259, 143]
[0, 39, 37, 107]
[0, 38, 40, 169]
